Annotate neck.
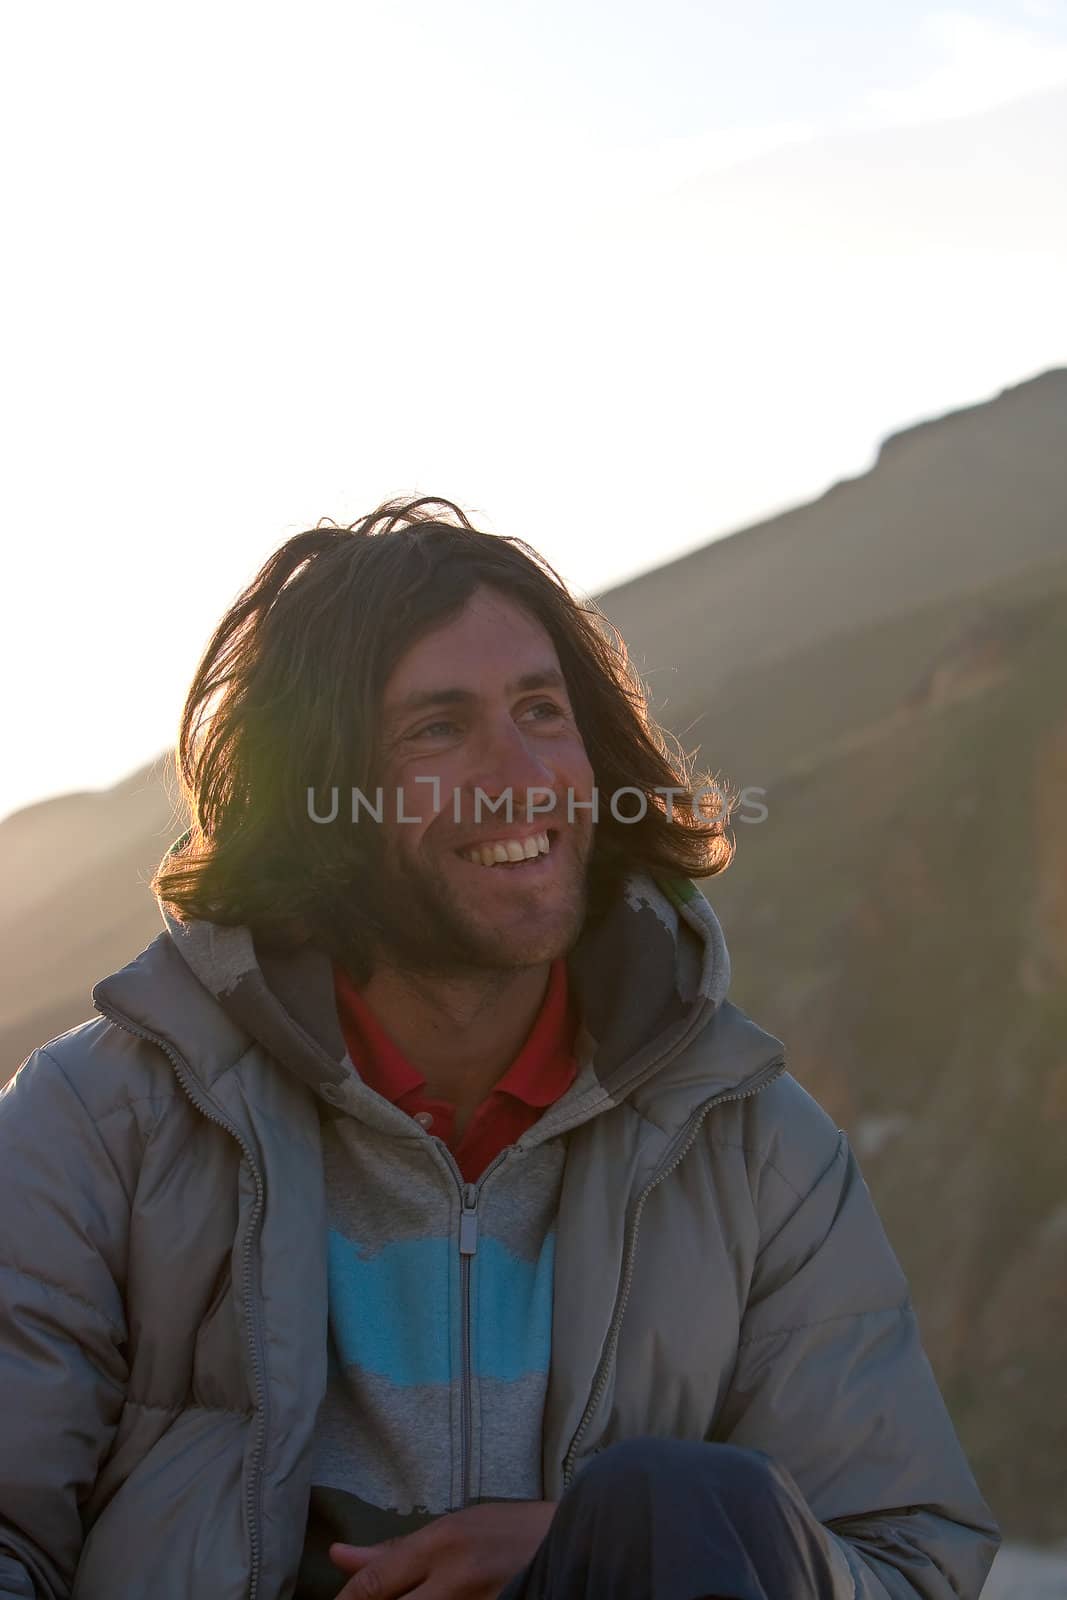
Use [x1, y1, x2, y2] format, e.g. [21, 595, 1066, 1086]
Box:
[357, 960, 554, 1108]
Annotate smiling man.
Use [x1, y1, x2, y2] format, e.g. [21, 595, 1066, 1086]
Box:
[0, 497, 1000, 1600]
[354, 586, 597, 1147]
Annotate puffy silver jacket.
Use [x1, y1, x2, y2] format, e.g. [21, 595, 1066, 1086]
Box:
[0, 871, 1001, 1598]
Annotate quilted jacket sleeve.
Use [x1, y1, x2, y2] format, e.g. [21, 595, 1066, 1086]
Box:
[0, 1045, 135, 1599]
[711, 1084, 1002, 1600]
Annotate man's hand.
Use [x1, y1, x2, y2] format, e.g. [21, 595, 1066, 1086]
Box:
[328, 1499, 559, 1599]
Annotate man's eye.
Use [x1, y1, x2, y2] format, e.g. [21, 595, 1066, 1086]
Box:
[407, 704, 562, 741]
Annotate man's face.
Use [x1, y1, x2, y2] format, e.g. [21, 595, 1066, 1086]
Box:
[366, 585, 597, 977]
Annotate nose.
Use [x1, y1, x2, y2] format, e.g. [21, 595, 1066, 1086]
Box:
[458, 716, 555, 829]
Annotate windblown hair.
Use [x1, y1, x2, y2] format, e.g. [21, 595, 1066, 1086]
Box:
[151, 496, 738, 977]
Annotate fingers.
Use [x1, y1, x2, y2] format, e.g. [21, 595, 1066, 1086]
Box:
[330, 1542, 373, 1570]
[330, 1537, 428, 1598]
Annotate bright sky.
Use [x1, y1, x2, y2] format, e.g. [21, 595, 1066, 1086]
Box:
[2, 0, 1065, 824]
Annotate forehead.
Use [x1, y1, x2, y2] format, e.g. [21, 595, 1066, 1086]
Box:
[383, 587, 562, 698]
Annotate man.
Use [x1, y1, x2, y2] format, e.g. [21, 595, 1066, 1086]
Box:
[0, 496, 1000, 1599]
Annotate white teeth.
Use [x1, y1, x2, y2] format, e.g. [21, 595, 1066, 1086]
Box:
[459, 831, 553, 866]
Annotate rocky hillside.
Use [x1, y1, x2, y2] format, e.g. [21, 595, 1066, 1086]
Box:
[684, 567, 1067, 1542]
[596, 369, 1067, 1543]
[2, 367, 1064, 1544]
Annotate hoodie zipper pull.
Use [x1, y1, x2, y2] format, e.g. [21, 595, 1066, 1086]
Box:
[459, 1183, 479, 1256]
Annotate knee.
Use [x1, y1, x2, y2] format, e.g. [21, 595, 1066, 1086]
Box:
[570, 1437, 786, 1513]
[573, 1436, 684, 1490]
[701, 1442, 787, 1513]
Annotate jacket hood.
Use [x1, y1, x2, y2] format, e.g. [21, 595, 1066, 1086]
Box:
[93, 854, 783, 1127]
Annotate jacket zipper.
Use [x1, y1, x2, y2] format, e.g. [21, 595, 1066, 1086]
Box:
[459, 1182, 479, 1508]
[442, 1144, 512, 1510]
[94, 1002, 269, 1600]
[560, 1053, 787, 1490]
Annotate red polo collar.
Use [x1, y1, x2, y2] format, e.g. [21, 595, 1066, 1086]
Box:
[333, 957, 578, 1112]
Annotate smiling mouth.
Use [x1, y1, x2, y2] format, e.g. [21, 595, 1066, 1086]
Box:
[455, 829, 555, 868]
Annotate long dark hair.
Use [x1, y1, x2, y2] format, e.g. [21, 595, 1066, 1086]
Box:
[151, 496, 737, 977]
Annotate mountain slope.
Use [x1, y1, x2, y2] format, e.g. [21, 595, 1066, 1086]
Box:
[682, 566, 1067, 1540]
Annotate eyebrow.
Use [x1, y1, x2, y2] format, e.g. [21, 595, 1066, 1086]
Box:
[385, 669, 568, 727]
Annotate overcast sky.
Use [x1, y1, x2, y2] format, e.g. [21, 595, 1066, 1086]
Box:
[1, 0, 1065, 823]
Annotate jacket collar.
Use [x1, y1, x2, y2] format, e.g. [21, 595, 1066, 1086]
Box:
[92, 862, 778, 1119]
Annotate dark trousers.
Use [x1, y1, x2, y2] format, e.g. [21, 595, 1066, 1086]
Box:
[496, 1438, 848, 1599]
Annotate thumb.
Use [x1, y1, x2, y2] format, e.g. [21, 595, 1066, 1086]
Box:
[328, 1542, 373, 1571]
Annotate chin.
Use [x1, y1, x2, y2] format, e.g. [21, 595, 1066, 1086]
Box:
[472, 916, 581, 968]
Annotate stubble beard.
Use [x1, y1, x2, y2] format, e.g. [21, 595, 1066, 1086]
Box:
[366, 830, 594, 979]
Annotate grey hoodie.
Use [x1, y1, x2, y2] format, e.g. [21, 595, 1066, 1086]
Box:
[0, 868, 1001, 1598]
